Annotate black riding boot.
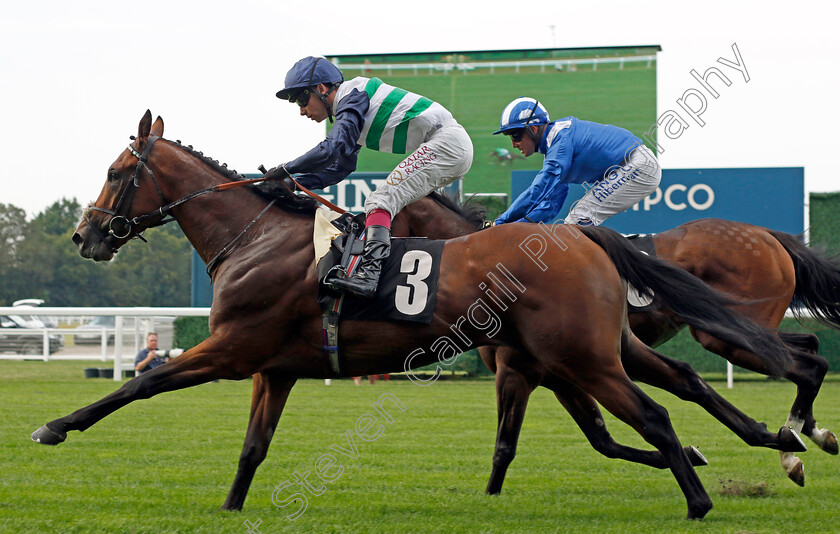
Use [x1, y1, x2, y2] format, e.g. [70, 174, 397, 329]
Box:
[330, 225, 391, 298]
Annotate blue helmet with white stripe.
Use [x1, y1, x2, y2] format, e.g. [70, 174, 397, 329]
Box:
[493, 97, 550, 135]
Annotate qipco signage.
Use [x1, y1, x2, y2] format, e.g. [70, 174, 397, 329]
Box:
[510, 167, 803, 235]
[636, 182, 715, 212]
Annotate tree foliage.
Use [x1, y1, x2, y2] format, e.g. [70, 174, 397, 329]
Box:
[0, 199, 191, 306]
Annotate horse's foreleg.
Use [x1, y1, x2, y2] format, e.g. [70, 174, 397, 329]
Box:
[32, 340, 251, 445]
[622, 335, 807, 454]
[485, 348, 541, 495]
[223, 371, 296, 511]
[542, 374, 708, 470]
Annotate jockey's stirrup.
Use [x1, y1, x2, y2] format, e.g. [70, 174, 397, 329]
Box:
[329, 225, 391, 298]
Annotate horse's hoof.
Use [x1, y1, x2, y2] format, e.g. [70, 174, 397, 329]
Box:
[824, 432, 838, 455]
[787, 460, 805, 487]
[778, 426, 808, 452]
[812, 428, 838, 455]
[686, 499, 713, 520]
[686, 446, 708, 467]
[31, 424, 66, 445]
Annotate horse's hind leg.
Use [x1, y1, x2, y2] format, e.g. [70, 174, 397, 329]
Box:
[541, 352, 713, 520]
[223, 371, 296, 511]
[484, 347, 542, 495]
[589, 377, 711, 519]
[541, 373, 708, 470]
[524, 310, 711, 520]
[483, 347, 707, 496]
[32, 338, 253, 445]
[622, 334, 807, 453]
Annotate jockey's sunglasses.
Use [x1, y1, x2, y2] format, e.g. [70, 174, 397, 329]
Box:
[507, 129, 525, 142]
[290, 89, 311, 108]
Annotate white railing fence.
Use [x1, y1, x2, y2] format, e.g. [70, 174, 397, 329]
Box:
[2, 306, 811, 388]
[335, 55, 657, 76]
[0, 307, 210, 381]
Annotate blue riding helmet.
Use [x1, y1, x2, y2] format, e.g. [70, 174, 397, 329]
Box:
[493, 97, 550, 135]
[275, 56, 344, 100]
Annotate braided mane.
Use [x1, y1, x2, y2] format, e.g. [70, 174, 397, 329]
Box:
[166, 138, 319, 213]
[165, 138, 485, 220]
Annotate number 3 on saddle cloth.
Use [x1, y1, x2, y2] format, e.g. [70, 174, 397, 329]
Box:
[313, 210, 445, 375]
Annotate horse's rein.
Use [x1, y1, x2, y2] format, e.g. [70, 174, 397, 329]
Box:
[84, 136, 346, 265]
[257, 164, 346, 215]
[85, 138, 286, 243]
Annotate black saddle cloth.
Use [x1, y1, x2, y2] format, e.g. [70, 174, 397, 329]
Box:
[317, 233, 444, 324]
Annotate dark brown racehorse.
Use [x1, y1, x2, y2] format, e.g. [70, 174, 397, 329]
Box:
[31, 111, 794, 520]
[398, 194, 838, 490]
[629, 220, 839, 484]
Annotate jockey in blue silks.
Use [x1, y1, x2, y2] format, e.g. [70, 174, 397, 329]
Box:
[493, 97, 661, 227]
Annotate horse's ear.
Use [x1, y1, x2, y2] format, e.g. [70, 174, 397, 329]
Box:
[151, 116, 164, 137]
[138, 110, 153, 140]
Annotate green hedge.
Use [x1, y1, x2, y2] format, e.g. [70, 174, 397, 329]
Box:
[173, 316, 210, 350]
[809, 192, 840, 254]
[452, 349, 494, 377]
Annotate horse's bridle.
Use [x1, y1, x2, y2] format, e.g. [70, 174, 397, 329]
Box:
[83, 133, 347, 273]
[84, 135, 258, 250]
[83, 135, 169, 252]
[82, 135, 288, 271]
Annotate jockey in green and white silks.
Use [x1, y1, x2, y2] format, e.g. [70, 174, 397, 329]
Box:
[330, 76, 472, 214]
[264, 56, 473, 298]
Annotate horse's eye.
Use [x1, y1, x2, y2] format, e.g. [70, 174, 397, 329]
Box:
[108, 170, 119, 182]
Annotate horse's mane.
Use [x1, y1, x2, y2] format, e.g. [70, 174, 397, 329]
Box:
[427, 191, 487, 230]
[167, 139, 319, 214]
[167, 138, 486, 221]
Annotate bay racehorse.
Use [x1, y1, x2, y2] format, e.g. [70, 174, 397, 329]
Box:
[32, 111, 795, 520]
[396, 193, 838, 490]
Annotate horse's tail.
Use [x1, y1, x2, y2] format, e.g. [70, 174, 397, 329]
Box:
[577, 225, 792, 376]
[768, 229, 840, 329]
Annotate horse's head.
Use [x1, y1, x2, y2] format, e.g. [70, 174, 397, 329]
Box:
[73, 110, 168, 261]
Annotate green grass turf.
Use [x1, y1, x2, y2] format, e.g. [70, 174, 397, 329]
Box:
[2, 360, 838, 533]
[350, 66, 657, 196]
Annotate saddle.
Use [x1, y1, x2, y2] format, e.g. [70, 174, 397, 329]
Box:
[313, 210, 444, 376]
[325, 212, 366, 256]
[315, 215, 444, 323]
